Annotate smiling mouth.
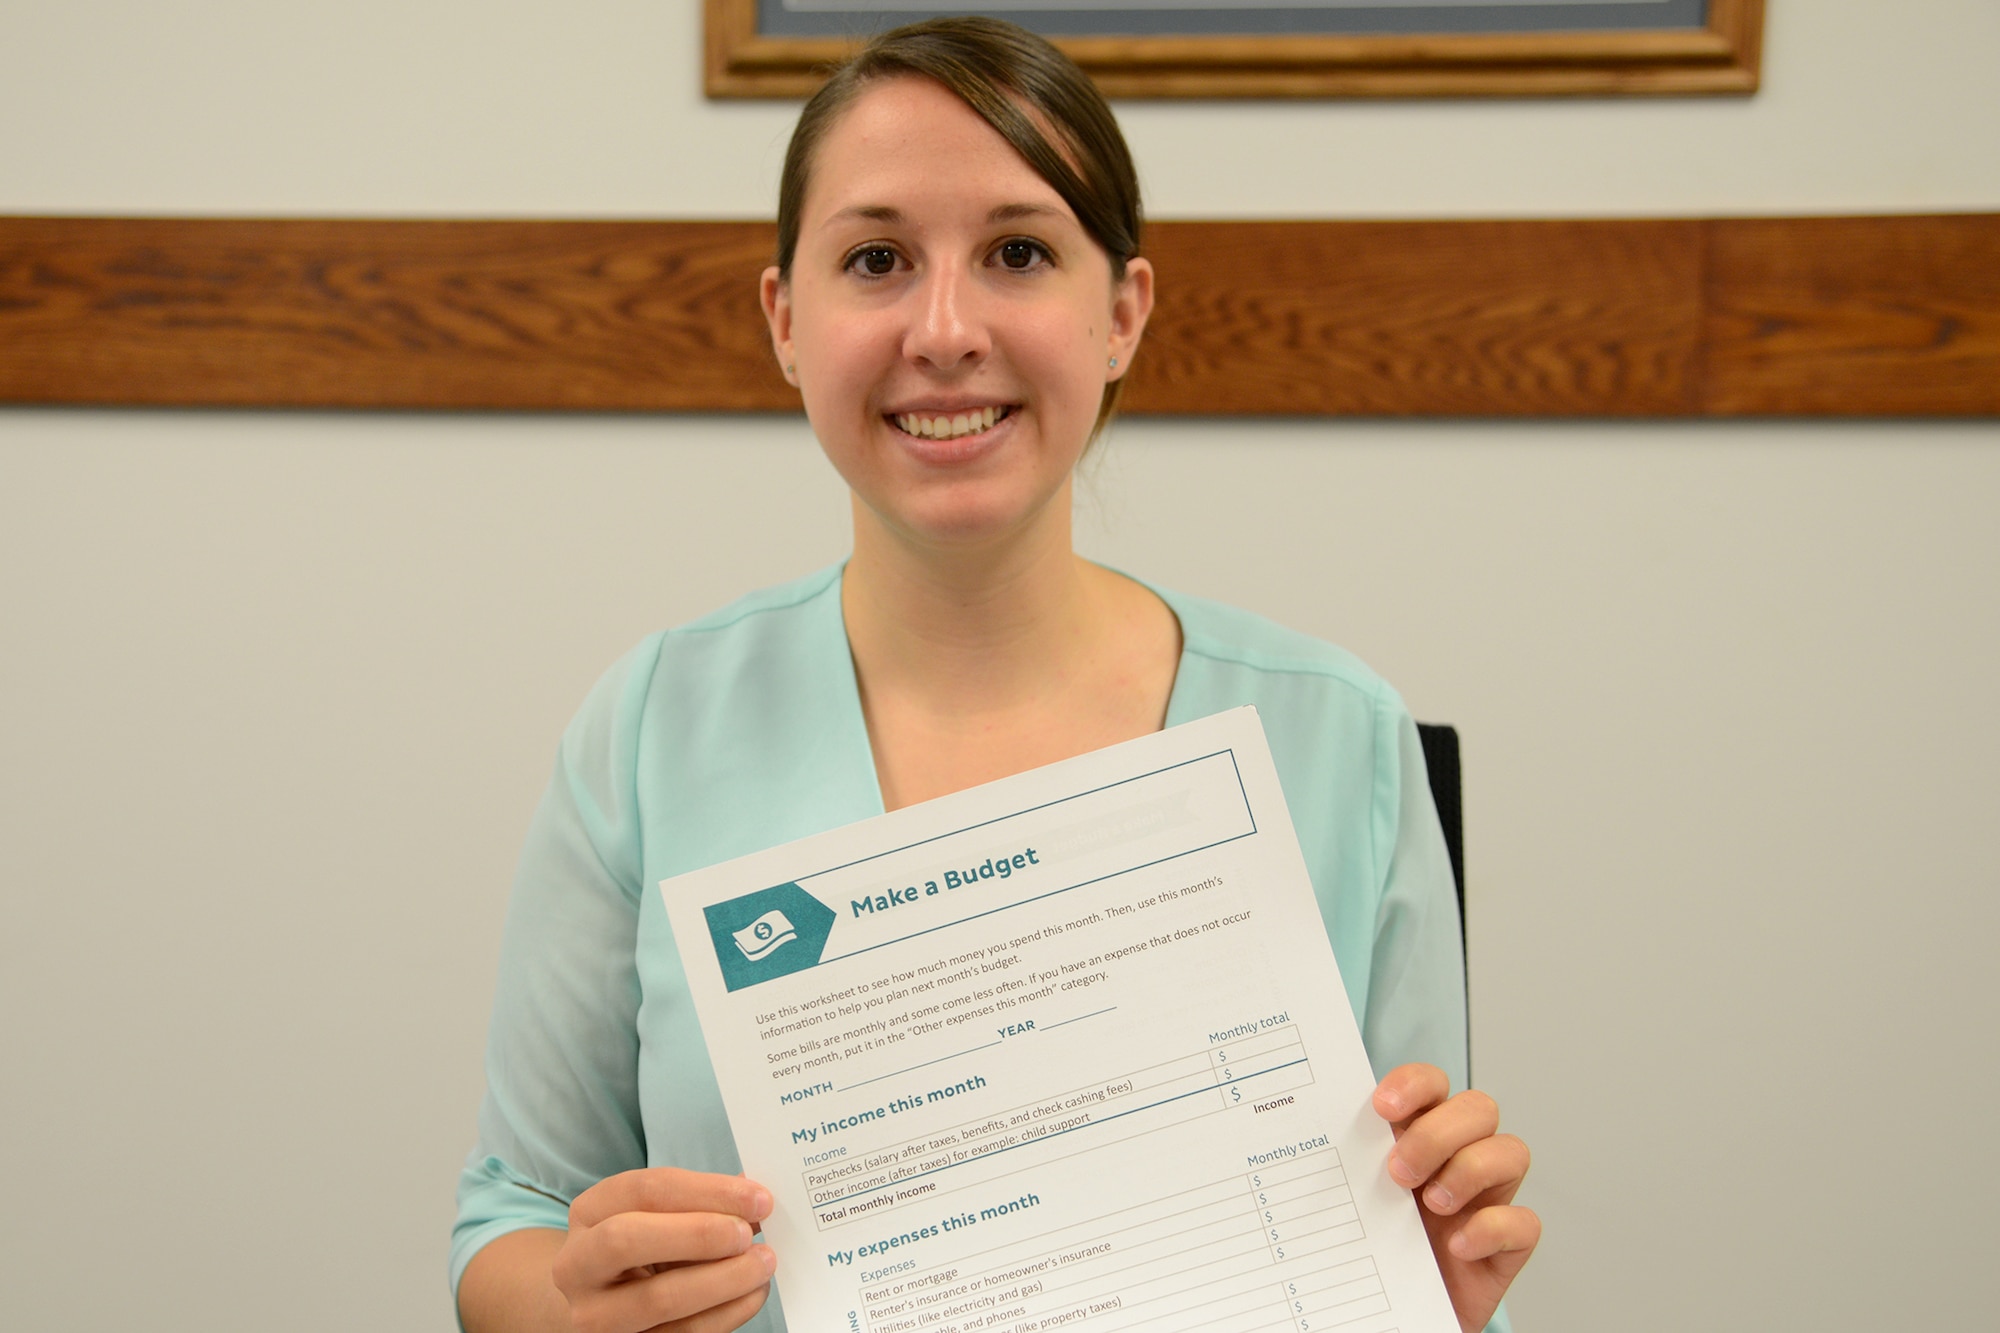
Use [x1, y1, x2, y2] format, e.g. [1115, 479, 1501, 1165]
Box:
[888, 405, 1016, 440]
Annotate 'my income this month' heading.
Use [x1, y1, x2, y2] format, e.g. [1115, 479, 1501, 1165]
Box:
[851, 847, 1041, 918]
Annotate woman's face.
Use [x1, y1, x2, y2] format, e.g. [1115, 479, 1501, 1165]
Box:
[762, 75, 1152, 551]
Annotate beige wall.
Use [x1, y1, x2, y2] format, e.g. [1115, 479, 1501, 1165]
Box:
[3, 2, 1998, 1328]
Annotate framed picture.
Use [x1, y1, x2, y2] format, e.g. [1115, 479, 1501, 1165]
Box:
[706, 0, 1763, 98]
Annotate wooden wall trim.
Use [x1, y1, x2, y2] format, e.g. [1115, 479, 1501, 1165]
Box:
[1704, 215, 2000, 416]
[2, 214, 1995, 417]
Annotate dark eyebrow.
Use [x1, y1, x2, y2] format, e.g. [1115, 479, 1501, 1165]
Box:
[987, 202, 1066, 224]
[824, 205, 904, 228]
[820, 202, 1070, 230]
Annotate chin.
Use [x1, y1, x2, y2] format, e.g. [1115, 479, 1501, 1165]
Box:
[872, 483, 1060, 550]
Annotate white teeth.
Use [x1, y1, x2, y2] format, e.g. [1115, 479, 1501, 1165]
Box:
[895, 406, 1006, 440]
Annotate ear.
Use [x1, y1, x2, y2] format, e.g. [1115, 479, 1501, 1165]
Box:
[759, 266, 797, 385]
[1106, 256, 1154, 382]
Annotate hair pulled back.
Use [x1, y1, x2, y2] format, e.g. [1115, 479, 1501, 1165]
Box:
[773, 17, 1144, 441]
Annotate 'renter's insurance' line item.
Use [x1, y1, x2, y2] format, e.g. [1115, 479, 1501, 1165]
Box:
[661, 706, 1455, 1333]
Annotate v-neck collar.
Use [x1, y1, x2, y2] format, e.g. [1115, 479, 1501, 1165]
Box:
[818, 558, 1198, 819]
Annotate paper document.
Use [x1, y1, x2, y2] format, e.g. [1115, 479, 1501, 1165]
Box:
[661, 707, 1455, 1333]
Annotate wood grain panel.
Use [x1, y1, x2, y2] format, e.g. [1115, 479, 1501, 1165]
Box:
[3, 214, 1996, 417]
[1128, 220, 1702, 415]
[0, 218, 792, 410]
[1704, 214, 2000, 415]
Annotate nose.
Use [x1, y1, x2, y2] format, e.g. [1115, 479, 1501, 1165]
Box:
[903, 258, 990, 371]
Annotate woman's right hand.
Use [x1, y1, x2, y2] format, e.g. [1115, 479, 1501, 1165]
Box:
[550, 1168, 778, 1333]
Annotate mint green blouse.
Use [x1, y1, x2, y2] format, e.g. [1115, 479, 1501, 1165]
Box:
[452, 564, 1474, 1329]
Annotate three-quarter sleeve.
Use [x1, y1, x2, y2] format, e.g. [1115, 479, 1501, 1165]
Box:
[1360, 701, 1470, 1093]
[450, 636, 666, 1298]
[1361, 702, 1514, 1333]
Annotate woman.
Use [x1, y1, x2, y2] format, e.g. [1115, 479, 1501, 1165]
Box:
[454, 18, 1537, 1333]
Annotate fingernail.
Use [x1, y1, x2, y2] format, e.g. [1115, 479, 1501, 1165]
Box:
[755, 1243, 777, 1273]
[1387, 1153, 1420, 1188]
[751, 1187, 773, 1219]
[1449, 1230, 1477, 1259]
[1425, 1182, 1454, 1212]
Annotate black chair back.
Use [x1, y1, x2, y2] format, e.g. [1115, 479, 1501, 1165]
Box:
[1416, 722, 1470, 1079]
[1414, 722, 1464, 938]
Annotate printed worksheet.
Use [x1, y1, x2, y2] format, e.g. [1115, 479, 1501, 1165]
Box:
[661, 707, 1456, 1333]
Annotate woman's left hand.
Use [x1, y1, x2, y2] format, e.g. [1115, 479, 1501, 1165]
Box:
[1374, 1064, 1540, 1333]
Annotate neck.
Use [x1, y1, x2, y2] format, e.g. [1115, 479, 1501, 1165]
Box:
[842, 482, 1097, 720]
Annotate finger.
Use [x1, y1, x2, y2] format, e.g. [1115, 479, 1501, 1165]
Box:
[1385, 1089, 1498, 1189]
[571, 1168, 774, 1230]
[1372, 1064, 1451, 1130]
[590, 1245, 776, 1332]
[646, 1278, 771, 1333]
[562, 1211, 754, 1292]
[1445, 1204, 1541, 1274]
[1419, 1133, 1529, 1217]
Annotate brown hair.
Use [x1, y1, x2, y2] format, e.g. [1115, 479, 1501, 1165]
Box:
[773, 16, 1143, 443]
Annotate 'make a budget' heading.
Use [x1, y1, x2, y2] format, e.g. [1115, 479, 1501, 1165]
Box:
[851, 847, 1041, 919]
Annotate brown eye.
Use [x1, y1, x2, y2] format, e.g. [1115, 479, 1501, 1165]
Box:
[857, 248, 896, 276]
[998, 240, 1041, 270]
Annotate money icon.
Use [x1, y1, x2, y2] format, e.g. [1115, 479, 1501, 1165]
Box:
[731, 909, 798, 962]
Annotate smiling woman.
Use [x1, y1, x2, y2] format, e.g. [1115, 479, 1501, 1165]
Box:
[451, 18, 1536, 1333]
[765, 17, 1145, 448]
[759, 71, 1153, 554]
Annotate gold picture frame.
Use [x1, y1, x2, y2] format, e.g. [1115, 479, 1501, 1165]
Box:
[705, 0, 1763, 99]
